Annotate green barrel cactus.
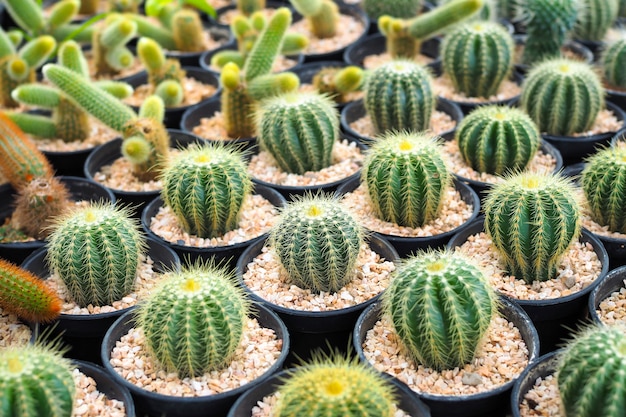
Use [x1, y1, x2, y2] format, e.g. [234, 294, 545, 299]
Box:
[455, 105, 541, 175]
[557, 325, 626, 417]
[290, 0, 340, 39]
[160, 143, 252, 239]
[364, 59, 435, 135]
[0, 344, 75, 417]
[362, 0, 423, 19]
[602, 38, 626, 89]
[383, 249, 497, 370]
[255, 91, 339, 174]
[520, 58, 604, 136]
[137, 262, 250, 378]
[572, 0, 619, 42]
[441, 20, 514, 98]
[270, 195, 364, 293]
[483, 171, 581, 283]
[362, 131, 451, 228]
[46, 203, 147, 308]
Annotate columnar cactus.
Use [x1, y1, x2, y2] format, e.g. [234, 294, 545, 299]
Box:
[289, 0, 339, 39]
[455, 105, 541, 175]
[255, 91, 339, 174]
[46, 203, 147, 308]
[437, 0, 497, 20]
[160, 143, 252, 239]
[441, 20, 514, 98]
[383, 249, 497, 370]
[601, 38, 626, 89]
[91, 14, 137, 77]
[572, 0, 619, 42]
[362, 0, 423, 19]
[136, 37, 186, 107]
[364, 59, 435, 135]
[520, 58, 604, 136]
[137, 262, 250, 378]
[270, 195, 364, 293]
[483, 171, 581, 283]
[362, 131, 451, 228]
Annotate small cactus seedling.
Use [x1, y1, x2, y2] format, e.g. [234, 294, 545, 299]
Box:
[137, 261, 250, 378]
[90, 13, 137, 77]
[270, 194, 364, 293]
[383, 249, 498, 370]
[454, 105, 541, 175]
[255, 91, 339, 174]
[602, 37, 626, 89]
[572, 0, 619, 42]
[483, 171, 581, 283]
[312, 65, 365, 104]
[136, 37, 186, 107]
[521, 58, 604, 136]
[289, 0, 340, 39]
[362, 0, 424, 19]
[557, 325, 626, 417]
[440, 20, 514, 98]
[362, 131, 452, 228]
[46, 203, 147, 308]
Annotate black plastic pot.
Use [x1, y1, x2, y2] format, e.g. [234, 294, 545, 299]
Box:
[236, 233, 399, 365]
[513, 35, 594, 75]
[588, 264, 626, 326]
[354, 298, 540, 417]
[0, 177, 115, 265]
[101, 303, 290, 417]
[336, 176, 481, 258]
[447, 217, 610, 354]
[510, 350, 561, 417]
[342, 32, 440, 68]
[21, 238, 181, 365]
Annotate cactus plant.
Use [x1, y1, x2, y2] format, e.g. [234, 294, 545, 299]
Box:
[362, 0, 423, 20]
[136, 36, 186, 107]
[440, 20, 514, 98]
[90, 13, 137, 77]
[270, 194, 364, 293]
[454, 105, 541, 175]
[46, 202, 147, 308]
[572, 0, 619, 42]
[311, 65, 365, 104]
[237, 0, 266, 16]
[289, 0, 340, 39]
[483, 171, 581, 283]
[437, 0, 497, 20]
[362, 130, 452, 228]
[620, 0, 626, 17]
[137, 261, 250, 378]
[383, 249, 498, 370]
[520, 58, 605, 136]
[601, 37, 626, 89]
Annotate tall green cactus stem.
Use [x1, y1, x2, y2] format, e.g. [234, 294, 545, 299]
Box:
[520, 58, 604, 136]
[172, 8, 205, 53]
[237, 0, 266, 16]
[483, 172, 581, 283]
[455, 105, 541, 175]
[91, 15, 137, 76]
[312, 66, 365, 103]
[383, 249, 497, 370]
[602, 38, 626, 89]
[364, 59, 435, 136]
[160, 143, 252, 238]
[362, 131, 451, 227]
[47, 203, 146, 308]
[441, 20, 514, 98]
[557, 325, 626, 417]
[255, 92, 339, 174]
[137, 37, 186, 107]
[290, 0, 339, 39]
[137, 262, 250, 378]
[0, 344, 75, 417]
[270, 195, 364, 293]
[437, 0, 497, 20]
[363, 0, 423, 19]
[573, 0, 619, 42]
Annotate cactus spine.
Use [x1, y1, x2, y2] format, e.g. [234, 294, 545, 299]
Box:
[602, 38, 626, 89]
[137, 262, 250, 378]
[383, 249, 497, 370]
[289, 0, 339, 39]
[363, 131, 451, 228]
[363, 0, 423, 19]
[572, 0, 619, 42]
[483, 172, 581, 283]
[455, 105, 541, 175]
[270, 195, 364, 293]
[520, 58, 604, 136]
[441, 20, 514, 98]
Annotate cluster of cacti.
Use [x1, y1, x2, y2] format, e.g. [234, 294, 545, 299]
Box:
[601, 38, 626, 89]
[90, 13, 138, 77]
[289, 0, 339, 39]
[455, 105, 541, 175]
[137, 262, 250, 378]
[483, 171, 581, 283]
[383, 249, 497, 370]
[362, 0, 423, 19]
[160, 143, 252, 239]
[46, 203, 146, 308]
[363, 59, 435, 135]
[440, 20, 514, 98]
[136, 37, 186, 107]
[311, 65, 365, 104]
[270, 195, 364, 293]
[255, 91, 339, 174]
[362, 131, 452, 228]
[572, 0, 619, 42]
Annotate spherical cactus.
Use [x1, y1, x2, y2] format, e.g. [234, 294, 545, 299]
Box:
[520, 58, 604, 136]
[602, 38, 626, 89]
[137, 262, 250, 378]
[483, 171, 581, 283]
[160, 143, 252, 239]
[255, 91, 339, 174]
[441, 20, 514, 98]
[362, 0, 423, 19]
[557, 325, 626, 417]
[46, 203, 147, 308]
[572, 0, 619, 42]
[362, 131, 452, 228]
[383, 249, 497, 371]
[0, 344, 75, 417]
[364, 59, 435, 135]
[455, 105, 541, 175]
[270, 195, 364, 293]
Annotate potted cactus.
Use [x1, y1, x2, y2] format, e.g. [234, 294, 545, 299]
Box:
[571, 0, 619, 59]
[600, 37, 626, 111]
